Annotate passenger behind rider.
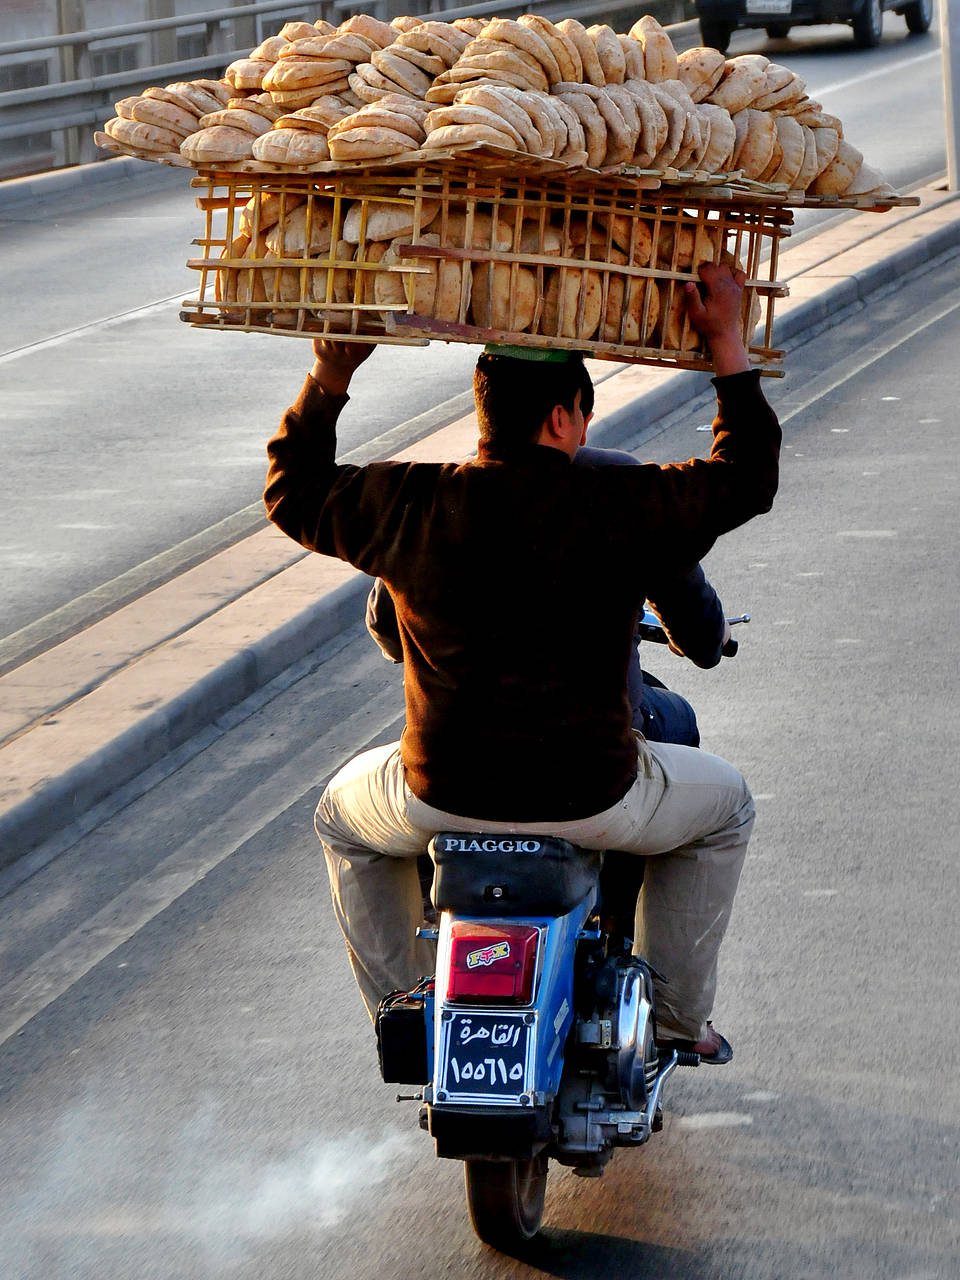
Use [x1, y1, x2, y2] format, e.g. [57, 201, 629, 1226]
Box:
[263, 263, 781, 1064]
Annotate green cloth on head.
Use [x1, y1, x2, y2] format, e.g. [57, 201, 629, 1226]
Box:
[482, 343, 582, 363]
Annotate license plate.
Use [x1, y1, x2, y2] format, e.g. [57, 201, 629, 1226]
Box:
[438, 1010, 534, 1102]
[745, 0, 792, 12]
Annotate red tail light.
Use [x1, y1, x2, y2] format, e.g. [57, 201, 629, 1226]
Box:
[446, 922, 540, 1004]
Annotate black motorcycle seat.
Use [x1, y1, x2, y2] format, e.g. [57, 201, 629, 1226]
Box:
[428, 832, 601, 917]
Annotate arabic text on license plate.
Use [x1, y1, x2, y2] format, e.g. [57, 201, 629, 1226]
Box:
[442, 1012, 530, 1097]
[745, 0, 792, 13]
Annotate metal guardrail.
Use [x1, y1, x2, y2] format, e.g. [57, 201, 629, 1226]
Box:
[0, 0, 683, 172]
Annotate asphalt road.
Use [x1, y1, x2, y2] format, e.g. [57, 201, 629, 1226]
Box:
[0, 17, 946, 646]
[1, 244, 958, 1278]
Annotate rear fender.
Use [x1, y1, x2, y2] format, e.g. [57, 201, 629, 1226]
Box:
[430, 893, 594, 1104]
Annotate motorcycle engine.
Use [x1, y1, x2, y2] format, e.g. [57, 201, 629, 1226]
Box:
[553, 953, 662, 1170]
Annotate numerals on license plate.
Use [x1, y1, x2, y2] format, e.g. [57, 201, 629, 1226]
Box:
[440, 1011, 532, 1099]
[745, 0, 792, 13]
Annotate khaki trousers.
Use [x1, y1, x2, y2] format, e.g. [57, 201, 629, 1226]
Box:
[314, 735, 754, 1041]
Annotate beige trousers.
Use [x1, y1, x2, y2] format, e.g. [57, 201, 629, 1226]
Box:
[314, 735, 754, 1041]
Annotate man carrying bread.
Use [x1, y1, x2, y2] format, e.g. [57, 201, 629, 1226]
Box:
[264, 263, 780, 1063]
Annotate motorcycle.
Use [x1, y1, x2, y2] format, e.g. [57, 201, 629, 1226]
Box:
[375, 609, 748, 1250]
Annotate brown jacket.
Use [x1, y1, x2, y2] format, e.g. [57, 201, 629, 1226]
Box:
[264, 369, 780, 820]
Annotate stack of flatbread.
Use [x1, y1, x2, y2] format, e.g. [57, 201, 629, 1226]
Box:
[327, 96, 430, 161]
[350, 20, 470, 102]
[260, 16, 395, 111]
[179, 93, 285, 164]
[100, 78, 232, 160]
[95, 10, 895, 198]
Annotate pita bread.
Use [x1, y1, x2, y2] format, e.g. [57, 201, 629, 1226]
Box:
[556, 91, 606, 168]
[105, 116, 183, 153]
[595, 214, 654, 265]
[426, 103, 526, 149]
[250, 128, 330, 164]
[455, 85, 545, 153]
[264, 58, 353, 92]
[650, 85, 688, 168]
[239, 191, 305, 236]
[555, 18, 603, 86]
[629, 16, 678, 83]
[225, 58, 273, 90]
[550, 94, 588, 164]
[677, 47, 726, 103]
[697, 104, 736, 172]
[471, 262, 538, 331]
[342, 198, 440, 244]
[328, 126, 420, 160]
[811, 125, 840, 175]
[658, 281, 702, 352]
[618, 35, 645, 82]
[587, 25, 626, 85]
[330, 104, 424, 143]
[452, 18, 485, 38]
[198, 108, 274, 136]
[130, 96, 199, 136]
[395, 27, 461, 66]
[371, 48, 434, 95]
[519, 14, 583, 83]
[250, 35, 289, 62]
[158, 82, 226, 116]
[706, 61, 769, 114]
[731, 108, 777, 179]
[793, 125, 821, 192]
[279, 22, 319, 41]
[440, 209, 515, 250]
[542, 268, 603, 339]
[339, 14, 395, 48]
[601, 274, 660, 345]
[619, 79, 668, 167]
[180, 124, 255, 161]
[771, 115, 807, 186]
[423, 122, 520, 151]
[480, 19, 562, 85]
[809, 138, 863, 194]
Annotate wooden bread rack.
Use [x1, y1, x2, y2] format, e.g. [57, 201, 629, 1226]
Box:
[180, 156, 802, 375]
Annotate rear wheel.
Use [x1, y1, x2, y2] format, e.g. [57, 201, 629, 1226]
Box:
[903, 0, 932, 33]
[699, 18, 734, 52]
[852, 0, 883, 47]
[465, 1154, 548, 1249]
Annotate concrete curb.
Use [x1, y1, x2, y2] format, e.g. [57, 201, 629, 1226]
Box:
[0, 154, 182, 212]
[2, 185, 959, 871]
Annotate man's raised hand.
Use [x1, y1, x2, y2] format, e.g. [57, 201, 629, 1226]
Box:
[682, 263, 750, 377]
[310, 338, 375, 397]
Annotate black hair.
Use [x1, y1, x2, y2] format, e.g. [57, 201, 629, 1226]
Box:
[473, 352, 594, 448]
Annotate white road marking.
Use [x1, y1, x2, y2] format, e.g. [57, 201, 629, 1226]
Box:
[780, 295, 960, 430]
[676, 1112, 754, 1131]
[803, 889, 840, 897]
[0, 297, 180, 365]
[0, 685, 403, 1047]
[814, 50, 940, 99]
[836, 530, 897, 537]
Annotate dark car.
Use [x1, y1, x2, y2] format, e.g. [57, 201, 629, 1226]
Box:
[695, 0, 933, 52]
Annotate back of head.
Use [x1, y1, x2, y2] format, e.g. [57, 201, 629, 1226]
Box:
[474, 349, 594, 450]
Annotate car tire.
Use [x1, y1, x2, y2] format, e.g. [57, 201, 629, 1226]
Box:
[852, 0, 883, 47]
[765, 22, 791, 38]
[903, 0, 932, 33]
[699, 18, 734, 52]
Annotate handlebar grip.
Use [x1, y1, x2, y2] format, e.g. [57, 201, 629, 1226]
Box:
[721, 638, 739, 658]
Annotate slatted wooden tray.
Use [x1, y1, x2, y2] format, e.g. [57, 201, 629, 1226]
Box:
[179, 160, 802, 373]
